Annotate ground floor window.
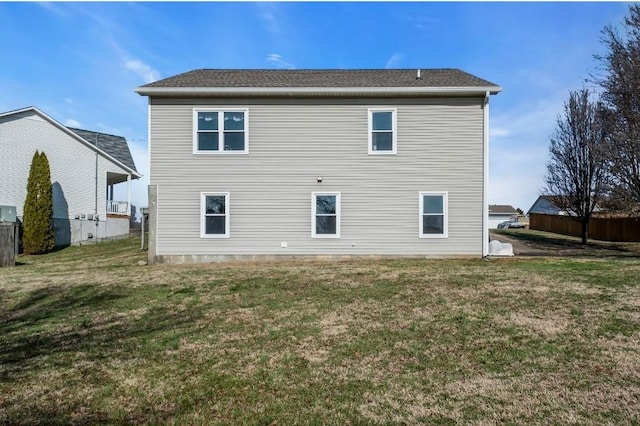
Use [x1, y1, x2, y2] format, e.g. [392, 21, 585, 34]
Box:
[419, 192, 448, 238]
[201, 192, 229, 238]
[312, 192, 340, 238]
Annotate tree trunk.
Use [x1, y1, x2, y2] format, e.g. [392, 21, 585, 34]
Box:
[581, 219, 589, 245]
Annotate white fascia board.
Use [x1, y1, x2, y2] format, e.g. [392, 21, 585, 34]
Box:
[135, 85, 503, 97]
[0, 106, 40, 118]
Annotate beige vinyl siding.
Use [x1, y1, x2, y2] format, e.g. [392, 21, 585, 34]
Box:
[0, 111, 131, 220]
[149, 96, 485, 256]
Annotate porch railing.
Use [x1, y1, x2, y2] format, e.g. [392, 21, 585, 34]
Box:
[107, 201, 129, 215]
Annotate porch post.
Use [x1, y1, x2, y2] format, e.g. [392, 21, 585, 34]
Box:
[127, 174, 132, 216]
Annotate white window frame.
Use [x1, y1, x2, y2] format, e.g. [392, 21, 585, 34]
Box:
[200, 192, 230, 238]
[368, 108, 397, 155]
[193, 108, 249, 154]
[312, 192, 341, 238]
[419, 191, 448, 238]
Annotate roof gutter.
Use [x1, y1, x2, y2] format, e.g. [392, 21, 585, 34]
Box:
[135, 85, 503, 97]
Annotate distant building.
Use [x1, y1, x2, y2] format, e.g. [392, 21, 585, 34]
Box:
[527, 195, 573, 216]
[488, 204, 517, 229]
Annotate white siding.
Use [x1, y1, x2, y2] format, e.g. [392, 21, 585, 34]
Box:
[0, 110, 131, 221]
[149, 96, 486, 257]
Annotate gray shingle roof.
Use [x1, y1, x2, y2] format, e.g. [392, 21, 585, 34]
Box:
[140, 68, 499, 89]
[489, 204, 517, 214]
[69, 128, 138, 173]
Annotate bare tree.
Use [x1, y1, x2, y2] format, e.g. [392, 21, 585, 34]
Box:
[544, 89, 609, 244]
[594, 4, 640, 206]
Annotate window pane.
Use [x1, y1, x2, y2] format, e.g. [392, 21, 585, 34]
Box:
[224, 112, 245, 131]
[372, 132, 393, 151]
[205, 196, 226, 214]
[316, 216, 337, 235]
[316, 195, 336, 214]
[372, 111, 392, 130]
[423, 215, 444, 234]
[198, 133, 219, 151]
[223, 132, 245, 151]
[205, 216, 226, 234]
[198, 112, 218, 130]
[423, 195, 444, 214]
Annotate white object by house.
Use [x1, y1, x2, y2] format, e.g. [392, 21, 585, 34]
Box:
[488, 239, 514, 256]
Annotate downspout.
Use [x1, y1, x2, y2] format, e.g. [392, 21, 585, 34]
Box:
[95, 133, 99, 240]
[482, 91, 490, 257]
[127, 174, 131, 216]
[95, 133, 98, 218]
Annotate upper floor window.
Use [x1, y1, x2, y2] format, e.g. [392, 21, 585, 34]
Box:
[368, 108, 397, 154]
[201, 192, 230, 238]
[194, 109, 248, 154]
[312, 192, 341, 238]
[419, 192, 448, 238]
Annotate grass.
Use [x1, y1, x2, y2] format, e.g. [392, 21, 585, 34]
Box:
[1, 236, 639, 424]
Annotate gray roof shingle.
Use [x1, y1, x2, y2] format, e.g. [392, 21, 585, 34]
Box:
[69, 128, 138, 173]
[140, 68, 499, 89]
[489, 204, 518, 214]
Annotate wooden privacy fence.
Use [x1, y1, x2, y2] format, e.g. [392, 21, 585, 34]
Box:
[0, 222, 18, 267]
[529, 213, 640, 242]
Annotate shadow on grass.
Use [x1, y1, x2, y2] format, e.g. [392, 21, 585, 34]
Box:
[494, 229, 640, 258]
[0, 284, 204, 379]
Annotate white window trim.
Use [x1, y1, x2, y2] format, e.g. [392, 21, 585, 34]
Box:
[312, 192, 341, 238]
[193, 108, 249, 154]
[200, 192, 230, 238]
[368, 108, 397, 155]
[419, 191, 448, 239]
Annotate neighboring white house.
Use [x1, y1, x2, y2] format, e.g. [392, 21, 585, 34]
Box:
[136, 69, 501, 263]
[527, 195, 570, 216]
[0, 106, 141, 246]
[488, 204, 517, 229]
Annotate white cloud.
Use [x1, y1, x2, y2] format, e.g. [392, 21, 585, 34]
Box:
[123, 58, 160, 84]
[403, 15, 438, 31]
[257, 3, 280, 35]
[487, 93, 569, 212]
[64, 118, 81, 127]
[385, 53, 403, 69]
[491, 94, 565, 141]
[38, 2, 68, 18]
[267, 53, 296, 69]
[491, 128, 511, 138]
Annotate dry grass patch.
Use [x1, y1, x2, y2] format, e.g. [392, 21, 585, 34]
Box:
[1, 237, 639, 424]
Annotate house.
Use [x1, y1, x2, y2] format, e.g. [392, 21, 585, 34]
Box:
[488, 204, 517, 228]
[528, 194, 609, 218]
[135, 69, 501, 263]
[527, 195, 571, 216]
[0, 106, 141, 246]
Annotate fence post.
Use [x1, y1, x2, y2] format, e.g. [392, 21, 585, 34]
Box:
[0, 222, 17, 267]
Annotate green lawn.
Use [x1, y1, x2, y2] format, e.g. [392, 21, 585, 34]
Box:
[1, 237, 639, 424]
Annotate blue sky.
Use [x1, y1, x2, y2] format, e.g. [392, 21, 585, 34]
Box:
[0, 1, 631, 213]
